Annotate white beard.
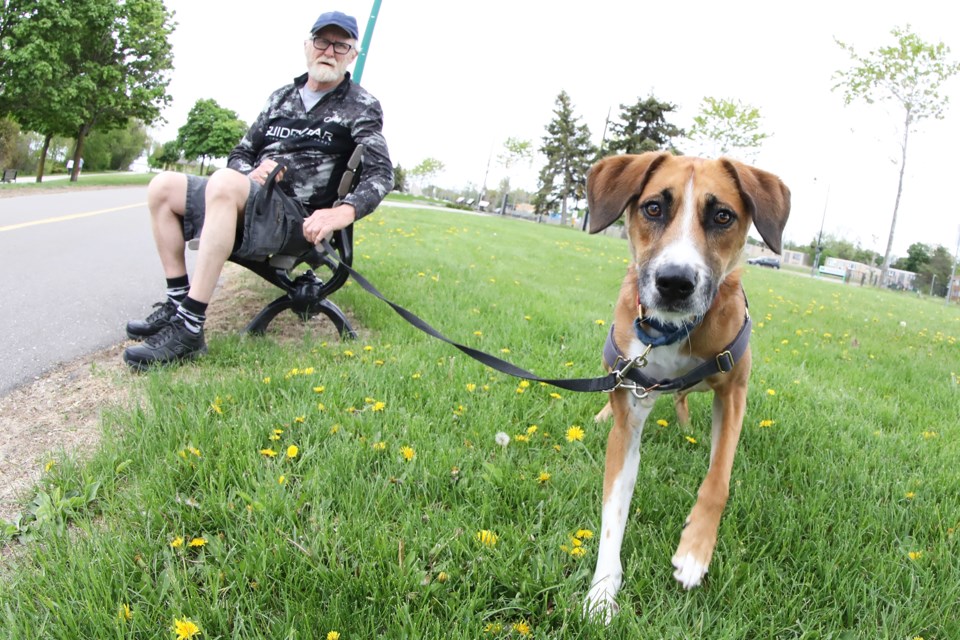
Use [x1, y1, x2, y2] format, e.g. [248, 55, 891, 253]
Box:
[308, 57, 345, 85]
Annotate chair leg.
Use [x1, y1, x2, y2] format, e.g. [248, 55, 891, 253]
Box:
[313, 299, 358, 339]
[244, 295, 295, 335]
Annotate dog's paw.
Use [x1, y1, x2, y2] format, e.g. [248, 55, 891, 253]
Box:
[671, 551, 709, 589]
[583, 584, 620, 625]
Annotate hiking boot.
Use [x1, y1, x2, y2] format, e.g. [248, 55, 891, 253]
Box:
[123, 314, 207, 371]
[126, 300, 178, 340]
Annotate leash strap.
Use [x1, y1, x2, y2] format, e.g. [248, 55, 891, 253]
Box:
[319, 240, 620, 392]
[319, 241, 751, 395]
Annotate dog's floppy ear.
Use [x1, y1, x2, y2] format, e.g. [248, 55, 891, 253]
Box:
[587, 152, 670, 234]
[720, 159, 791, 255]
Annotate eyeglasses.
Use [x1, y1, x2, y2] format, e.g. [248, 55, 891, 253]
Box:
[312, 36, 353, 55]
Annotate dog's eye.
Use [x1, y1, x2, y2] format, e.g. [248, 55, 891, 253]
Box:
[713, 210, 733, 226]
[641, 202, 662, 219]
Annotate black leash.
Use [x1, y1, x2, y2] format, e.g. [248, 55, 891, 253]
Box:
[318, 240, 750, 396]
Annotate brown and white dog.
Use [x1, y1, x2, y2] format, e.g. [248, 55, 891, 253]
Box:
[582, 152, 790, 622]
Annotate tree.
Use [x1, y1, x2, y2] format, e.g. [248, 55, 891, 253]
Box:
[605, 95, 684, 156]
[536, 90, 596, 225]
[893, 242, 932, 272]
[148, 140, 182, 171]
[0, 0, 175, 182]
[81, 119, 149, 171]
[408, 157, 444, 193]
[495, 136, 533, 213]
[834, 25, 960, 287]
[688, 96, 769, 158]
[392, 164, 407, 192]
[177, 99, 248, 175]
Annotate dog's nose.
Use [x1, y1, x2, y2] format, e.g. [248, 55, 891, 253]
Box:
[655, 265, 697, 302]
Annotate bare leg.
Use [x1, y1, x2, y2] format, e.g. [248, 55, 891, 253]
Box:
[146, 172, 189, 279]
[187, 168, 250, 304]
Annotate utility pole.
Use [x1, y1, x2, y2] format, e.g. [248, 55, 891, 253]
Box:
[352, 0, 382, 84]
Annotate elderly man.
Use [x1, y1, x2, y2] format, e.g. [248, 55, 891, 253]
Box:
[124, 10, 392, 370]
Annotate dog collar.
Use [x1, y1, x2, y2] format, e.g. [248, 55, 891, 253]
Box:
[633, 294, 703, 347]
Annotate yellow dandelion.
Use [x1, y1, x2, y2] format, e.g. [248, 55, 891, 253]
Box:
[372, 441, 386, 451]
[371, 401, 386, 412]
[905, 492, 915, 499]
[259, 448, 278, 458]
[513, 621, 531, 636]
[317, 402, 326, 411]
[170, 536, 184, 548]
[766, 389, 776, 396]
[269, 433, 281, 441]
[436, 571, 449, 583]
[595, 319, 606, 326]
[411, 372, 421, 379]
[330, 424, 341, 434]
[575, 529, 594, 540]
[343, 350, 355, 357]
[759, 419, 775, 428]
[294, 415, 305, 423]
[476, 530, 498, 547]
[526, 425, 538, 435]
[473, 330, 483, 337]
[44, 459, 56, 472]
[327, 632, 340, 640]
[262, 376, 271, 384]
[523, 315, 532, 321]
[569, 546, 587, 557]
[685, 436, 697, 444]
[500, 348, 511, 354]
[484, 623, 503, 634]
[515, 386, 526, 394]
[922, 431, 939, 439]
[278, 475, 286, 485]
[286, 445, 299, 459]
[172, 618, 201, 640]
[313, 385, 325, 393]
[549, 392, 562, 399]
[118, 604, 132, 622]
[538, 471, 551, 484]
[514, 434, 529, 443]
[566, 425, 585, 442]
[189, 537, 206, 548]
[466, 383, 477, 392]
[210, 397, 223, 415]
[565, 361, 574, 367]
[363, 345, 373, 352]
[656, 419, 669, 427]
[908, 551, 923, 561]
[518, 380, 530, 389]
[401, 446, 416, 461]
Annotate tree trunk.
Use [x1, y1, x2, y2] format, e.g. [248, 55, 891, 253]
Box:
[879, 111, 911, 287]
[35, 133, 51, 183]
[71, 123, 92, 182]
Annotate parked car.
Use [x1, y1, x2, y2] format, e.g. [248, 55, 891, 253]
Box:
[747, 256, 781, 269]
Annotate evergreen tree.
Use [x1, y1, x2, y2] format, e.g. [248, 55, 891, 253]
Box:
[605, 95, 684, 156]
[535, 90, 596, 225]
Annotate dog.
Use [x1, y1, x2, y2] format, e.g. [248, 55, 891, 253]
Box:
[582, 152, 790, 622]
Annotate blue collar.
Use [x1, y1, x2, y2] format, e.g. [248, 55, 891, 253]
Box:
[633, 315, 701, 347]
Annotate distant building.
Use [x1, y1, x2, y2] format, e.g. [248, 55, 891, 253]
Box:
[948, 274, 960, 303]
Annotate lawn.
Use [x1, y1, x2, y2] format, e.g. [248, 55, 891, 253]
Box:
[2, 204, 958, 639]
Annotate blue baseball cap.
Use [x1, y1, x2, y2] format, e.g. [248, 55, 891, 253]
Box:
[310, 11, 359, 40]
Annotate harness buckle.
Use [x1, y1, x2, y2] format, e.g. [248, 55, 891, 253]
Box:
[715, 350, 734, 373]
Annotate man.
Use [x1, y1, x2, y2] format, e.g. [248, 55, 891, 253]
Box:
[124, 10, 393, 370]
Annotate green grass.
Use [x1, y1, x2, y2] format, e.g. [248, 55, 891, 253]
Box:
[0, 172, 155, 192]
[2, 206, 959, 639]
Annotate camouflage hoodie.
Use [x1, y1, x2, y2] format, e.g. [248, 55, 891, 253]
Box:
[227, 72, 393, 219]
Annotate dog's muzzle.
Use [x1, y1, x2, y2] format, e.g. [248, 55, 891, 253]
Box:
[655, 264, 698, 305]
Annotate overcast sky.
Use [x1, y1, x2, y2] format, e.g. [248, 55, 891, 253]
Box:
[154, 0, 960, 257]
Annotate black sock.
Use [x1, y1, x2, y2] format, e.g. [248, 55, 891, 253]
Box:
[166, 275, 190, 304]
[177, 296, 208, 334]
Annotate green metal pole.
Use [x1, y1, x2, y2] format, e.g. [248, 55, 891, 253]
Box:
[352, 0, 382, 84]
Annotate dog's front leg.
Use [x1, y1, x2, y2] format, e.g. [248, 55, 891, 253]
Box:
[672, 385, 746, 589]
[584, 390, 652, 624]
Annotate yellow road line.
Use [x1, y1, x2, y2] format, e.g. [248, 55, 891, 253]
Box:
[0, 202, 146, 233]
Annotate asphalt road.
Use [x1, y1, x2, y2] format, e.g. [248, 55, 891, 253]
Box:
[0, 187, 195, 395]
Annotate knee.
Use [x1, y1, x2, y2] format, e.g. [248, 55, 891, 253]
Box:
[205, 168, 249, 207]
[147, 171, 187, 215]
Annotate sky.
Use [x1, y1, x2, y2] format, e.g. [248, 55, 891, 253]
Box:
[153, 0, 960, 258]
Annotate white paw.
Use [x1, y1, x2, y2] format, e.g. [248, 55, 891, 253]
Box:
[671, 552, 708, 590]
[583, 584, 620, 625]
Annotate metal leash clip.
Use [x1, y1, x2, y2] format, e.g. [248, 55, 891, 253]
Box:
[606, 344, 654, 398]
